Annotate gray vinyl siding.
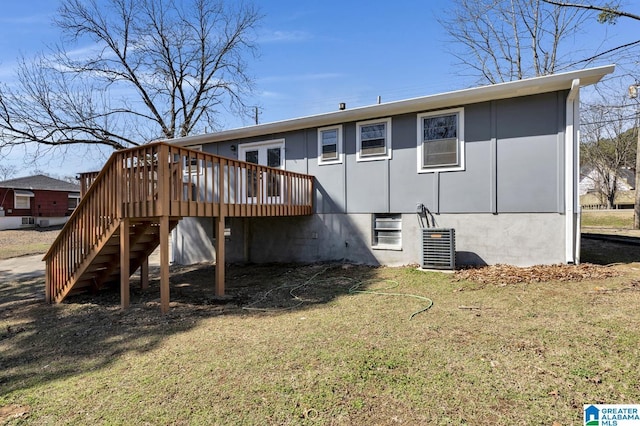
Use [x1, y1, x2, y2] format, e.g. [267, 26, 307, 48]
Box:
[307, 126, 346, 213]
[389, 113, 434, 213]
[344, 119, 389, 213]
[282, 130, 308, 174]
[439, 138, 493, 213]
[203, 90, 569, 216]
[495, 92, 566, 213]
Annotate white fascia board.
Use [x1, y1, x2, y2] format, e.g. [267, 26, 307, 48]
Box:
[168, 65, 615, 147]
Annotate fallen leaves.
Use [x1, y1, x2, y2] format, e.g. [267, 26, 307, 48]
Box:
[454, 263, 619, 286]
[0, 405, 30, 423]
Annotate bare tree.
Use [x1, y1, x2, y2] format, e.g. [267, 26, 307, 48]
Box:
[581, 100, 637, 209]
[543, 0, 640, 230]
[0, 0, 260, 155]
[542, 1, 640, 23]
[0, 164, 17, 181]
[439, 0, 590, 84]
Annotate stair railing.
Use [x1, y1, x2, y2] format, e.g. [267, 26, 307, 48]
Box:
[44, 151, 122, 303]
[44, 142, 314, 303]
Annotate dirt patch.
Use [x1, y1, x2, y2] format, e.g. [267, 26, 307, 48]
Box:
[63, 263, 374, 315]
[0, 404, 30, 423]
[454, 263, 619, 286]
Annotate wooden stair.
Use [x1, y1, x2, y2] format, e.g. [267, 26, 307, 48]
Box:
[56, 219, 179, 300]
[44, 142, 314, 312]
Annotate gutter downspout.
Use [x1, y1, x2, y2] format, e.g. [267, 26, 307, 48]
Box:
[565, 79, 580, 264]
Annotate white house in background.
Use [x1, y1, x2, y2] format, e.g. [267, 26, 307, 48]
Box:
[579, 166, 635, 195]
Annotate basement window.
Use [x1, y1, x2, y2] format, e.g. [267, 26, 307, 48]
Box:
[372, 213, 402, 250]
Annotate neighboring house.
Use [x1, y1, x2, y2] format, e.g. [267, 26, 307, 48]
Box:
[0, 174, 81, 230]
[579, 165, 635, 209]
[165, 65, 613, 268]
[579, 166, 635, 196]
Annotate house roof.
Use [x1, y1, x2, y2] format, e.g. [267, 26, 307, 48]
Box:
[168, 65, 615, 147]
[0, 174, 80, 192]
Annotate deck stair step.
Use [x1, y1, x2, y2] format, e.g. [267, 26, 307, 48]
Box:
[43, 142, 313, 311]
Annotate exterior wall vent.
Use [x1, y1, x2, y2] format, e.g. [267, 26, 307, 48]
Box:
[421, 228, 455, 270]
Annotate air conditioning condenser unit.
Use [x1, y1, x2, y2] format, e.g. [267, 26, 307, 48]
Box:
[421, 228, 455, 270]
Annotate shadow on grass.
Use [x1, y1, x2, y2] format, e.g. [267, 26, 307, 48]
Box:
[0, 263, 376, 397]
[580, 235, 640, 265]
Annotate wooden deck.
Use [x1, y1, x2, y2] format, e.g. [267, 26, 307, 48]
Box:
[43, 142, 314, 313]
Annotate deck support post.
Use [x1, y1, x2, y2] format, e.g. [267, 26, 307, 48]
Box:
[120, 218, 130, 309]
[45, 268, 51, 304]
[140, 256, 149, 290]
[215, 214, 226, 296]
[243, 218, 250, 263]
[42, 142, 314, 307]
[160, 216, 170, 313]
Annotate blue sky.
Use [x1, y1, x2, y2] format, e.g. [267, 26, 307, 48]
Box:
[0, 0, 637, 178]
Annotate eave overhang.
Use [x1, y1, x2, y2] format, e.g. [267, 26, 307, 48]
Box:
[167, 65, 615, 147]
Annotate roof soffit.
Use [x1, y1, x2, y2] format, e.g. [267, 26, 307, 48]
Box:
[169, 65, 615, 146]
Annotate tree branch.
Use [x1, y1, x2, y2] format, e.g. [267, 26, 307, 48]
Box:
[542, 0, 640, 21]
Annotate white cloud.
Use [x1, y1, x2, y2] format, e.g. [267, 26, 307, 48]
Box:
[257, 90, 285, 99]
[259, 72, 343, 83]
[258, 29, 311, 43]
[0, 13, 50, 26]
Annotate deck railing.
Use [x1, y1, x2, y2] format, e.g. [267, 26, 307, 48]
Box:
[44, 142, 314, 302]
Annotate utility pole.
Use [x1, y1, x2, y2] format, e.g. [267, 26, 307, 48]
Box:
[630, 83, 640, 229]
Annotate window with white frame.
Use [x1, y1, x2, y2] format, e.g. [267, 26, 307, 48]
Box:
[317, 125, 342, 165]
[417, 108, 464, 172]
[185, 145, 203, 175]
[14, 191, 33, 209]
[357, 118, 392, 161]
[372, 213, 402, 249]
[68, 194, 80, 210]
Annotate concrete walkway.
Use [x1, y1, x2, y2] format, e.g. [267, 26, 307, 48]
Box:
[0, 248, 163, 282]
[0, 254, 45, 281]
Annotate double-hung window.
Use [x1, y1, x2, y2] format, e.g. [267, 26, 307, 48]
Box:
[185, 145, 203, 175]
[357, 118, 392, 161]
[417, 108, 464, 172]
[14, 190, 34, 209]
[68, 194, 80, 210]
[317, 125, 342, 165]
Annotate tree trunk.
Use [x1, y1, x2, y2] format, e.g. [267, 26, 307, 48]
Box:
[635, 124, 640, 228]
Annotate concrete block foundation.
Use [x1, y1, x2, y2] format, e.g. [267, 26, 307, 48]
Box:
[173, 213, 566, 268]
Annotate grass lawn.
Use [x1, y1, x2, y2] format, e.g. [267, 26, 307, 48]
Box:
[581, 209, 634, 229]
[0, 228, 61, 260]
[2, 261, 640, 425]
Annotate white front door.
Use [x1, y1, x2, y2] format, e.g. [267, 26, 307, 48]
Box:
[238, 140, 284, 203]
